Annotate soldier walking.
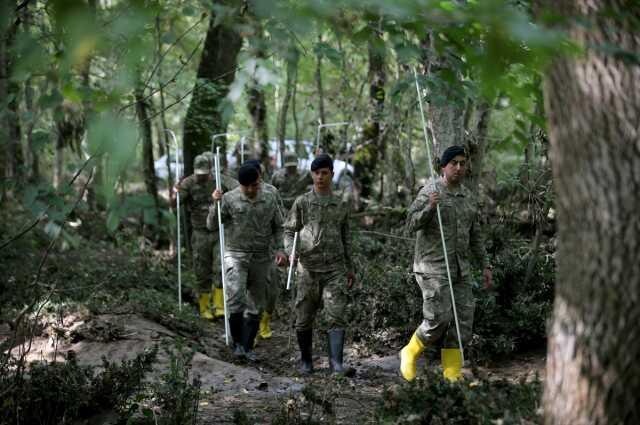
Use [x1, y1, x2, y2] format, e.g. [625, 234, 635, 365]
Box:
[284, 154, 355, 375]
[210, 164, 287, 360]
[172, 154, 237, 319]
[271, 152, 313, 210]
[399, 145, 492, 382]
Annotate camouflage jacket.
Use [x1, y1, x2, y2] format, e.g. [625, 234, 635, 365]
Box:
[406, 177, 488, 277]
[284, 190, 352, 273]
[178, 174, 238, 230]
[270, 169, 313, 210]
[209, 186, 284, 255]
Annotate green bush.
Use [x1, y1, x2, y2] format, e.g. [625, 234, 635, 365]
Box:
[376, 368, 542, 424]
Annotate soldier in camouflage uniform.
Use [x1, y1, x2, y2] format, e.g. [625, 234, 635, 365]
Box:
[400, 145, 493, 382]
[271, 152, 313, 210]
[244, 159, 287, 341]
[284, 154, 355, 375]
[210, 164, 286, 361]
[172, 154, 237, 320]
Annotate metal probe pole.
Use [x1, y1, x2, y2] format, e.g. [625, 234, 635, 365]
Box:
[166, 129, 182, 311]
[286, 232, 298, 290]
[413, 67, 465, 363]
[214, 147, 231, 346]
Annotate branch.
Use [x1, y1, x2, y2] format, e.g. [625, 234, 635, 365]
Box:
[0, 156, 96, 251]
[142, 13, 207, 91]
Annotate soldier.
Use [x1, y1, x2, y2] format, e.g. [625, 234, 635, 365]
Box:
[271, 152, 313, 210]
[244, 159, 286, 341]
[399, 145, 492, 382]
[172, 154, 237, 320]
[210, 164, 286, 360]
[284, 154, 355, 375]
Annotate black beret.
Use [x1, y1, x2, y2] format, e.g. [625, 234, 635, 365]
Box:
[440, 145, 466, 167]
[244, 159, 262, 173]
[238, 164, 259, 186]
[310, 154, 333, 172]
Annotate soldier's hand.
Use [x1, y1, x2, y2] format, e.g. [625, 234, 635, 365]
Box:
[483, 267, 493, 290]
[275, 251, 287, 267]
[173, 184, 181, 194]
[428, 191, 440, 209]
[346, 271, 355, 289]
[212, 189, 223, 201]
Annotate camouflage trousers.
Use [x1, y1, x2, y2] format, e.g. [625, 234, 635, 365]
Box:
[294, 265, 349, 332]
[223, 251, 271, 316]
[264, 265, 282, 314]
[191, 229, 222, 293]
[414, 271, 475, 348]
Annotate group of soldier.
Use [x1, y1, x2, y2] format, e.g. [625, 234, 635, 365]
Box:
[172, 145, 492, 381]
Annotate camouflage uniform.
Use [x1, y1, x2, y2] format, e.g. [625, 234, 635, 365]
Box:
[284, 191, 353, 332]
[270, 168, 313, 210]
[406, 177, 488, 348]
[210, 186, 284, 316]
[179, 174, 237, 293]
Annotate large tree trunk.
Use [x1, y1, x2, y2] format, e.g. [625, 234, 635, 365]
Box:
[0, 1, 12, 199]
[541, 2, 640, 424]
[3, 9, 23, 188]
[182, 3, 243, 176]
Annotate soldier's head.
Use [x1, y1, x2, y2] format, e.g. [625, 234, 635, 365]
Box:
[200, 151, 215, 173]
[310, 153, 333, 194]
[439, 145, 467, 187]
[193, 155, 211, 182]
[284, 152, 298, 174]
[238, 164, 260, 199]
[244, 159, 263, 177]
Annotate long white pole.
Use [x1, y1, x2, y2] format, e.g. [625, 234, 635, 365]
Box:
[214, 147, 231, 346]
[166, 129, 182, 311]
[413, 67, 464, 363]
[314, 121, 350, 154]
[286, 232, 298, 290]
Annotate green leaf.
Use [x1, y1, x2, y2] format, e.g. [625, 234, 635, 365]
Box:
[62, 83, 82, 103]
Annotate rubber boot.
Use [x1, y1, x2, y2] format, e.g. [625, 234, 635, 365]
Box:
[229, 313, 245, 358]
[198, 293, 214, 320]
[296, 329, 313, 374]
[242, 314, 260, 362]
[212, 287, 225, 318]
[327, 329, 347, 375]
[399, 332, 425, 381]
[441, 348, 463, 382]
[258, 312, 273, 339]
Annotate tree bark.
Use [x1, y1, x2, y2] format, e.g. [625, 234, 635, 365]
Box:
[315, 34, 326, 127]
[182, 3, 243, 176]
[135, 74, 161, 231]
[4, 9, 23, 188]
[276, 44, 299, 167]
[541, 2, 640, 424]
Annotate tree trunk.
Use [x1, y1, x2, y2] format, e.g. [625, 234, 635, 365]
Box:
[276, 45, 299, 167]
[247, 81, 270, 171]
[0, 1, 12, 199]
[135, 75, 161, 231]
[541, 2, 640, 424]
[182, 2, 243, 176]
[353, 25, 386, 199]
[421, 33, 465, 159]
[466, 101, 492, 193]
[4, 12, 23, 188]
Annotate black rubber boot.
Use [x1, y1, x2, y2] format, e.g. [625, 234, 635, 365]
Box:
[328, 329, 355, 376]
[296, 329, 314, 374]
[229, 313, 245, 358]
[242, 314, 260, 362]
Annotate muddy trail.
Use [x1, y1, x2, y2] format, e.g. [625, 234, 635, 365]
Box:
[1, 211, 545, 424]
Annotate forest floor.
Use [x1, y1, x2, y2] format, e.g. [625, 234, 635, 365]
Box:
[1, 208, 545, 424]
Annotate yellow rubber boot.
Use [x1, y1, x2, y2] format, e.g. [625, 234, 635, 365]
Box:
[212, 287, 225, 318]
[441, 349, 463, 382]
[399, 332, 425, 381]
[258, 312, 273, 339]
[198, 293, 214, 320]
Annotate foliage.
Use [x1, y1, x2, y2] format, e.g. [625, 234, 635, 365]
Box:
[376, 368, 543, 424]
[0, 347, 158, 425]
